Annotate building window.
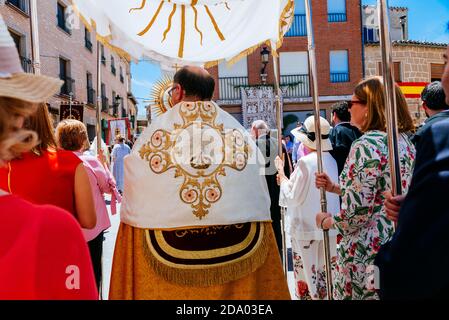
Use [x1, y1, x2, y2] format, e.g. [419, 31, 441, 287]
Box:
[8, 29, 32, 73]
[279, 51, 310, 97]
[431, 63, 445, 82]
[6, 0, 29, 14]
[86, 72, 95, 104]
[328, 0, 347, 23]
[84, 27, 93, 52]
[111, 56, 116, 75]
[286, 1, 307, 37]
[112, 90, 117, 116]
[120, 66, 124, 83]
[218, 58, 248, 100]
[363, 27, 380, 43]
[101, 44, 106, 65]
[330, 50, 350, 83]
[101, 83, 108, 112]
[57, 2, 71, 34]
[59, 57, 74, 96]
[377, 61, 402, 83]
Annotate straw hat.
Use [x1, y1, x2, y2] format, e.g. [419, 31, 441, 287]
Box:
[0, 13, 62, 103]
[291, 116, 333, 152]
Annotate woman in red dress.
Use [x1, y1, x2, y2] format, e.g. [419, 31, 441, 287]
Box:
[0, 104, 96, 229]
[0, 13, 97, 299]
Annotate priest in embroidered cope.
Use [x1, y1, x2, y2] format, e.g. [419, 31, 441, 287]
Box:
[109, 66, 290, 300]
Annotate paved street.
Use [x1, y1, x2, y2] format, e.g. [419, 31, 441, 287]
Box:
[101, 197, 297, 300]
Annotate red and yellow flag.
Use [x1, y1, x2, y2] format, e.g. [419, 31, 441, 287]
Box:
[397, 82, 428, 99]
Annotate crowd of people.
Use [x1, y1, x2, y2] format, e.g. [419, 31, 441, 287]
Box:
[1, 8, 449, 300]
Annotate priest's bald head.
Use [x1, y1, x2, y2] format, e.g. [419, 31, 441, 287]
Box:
[171, 66, 215, 105]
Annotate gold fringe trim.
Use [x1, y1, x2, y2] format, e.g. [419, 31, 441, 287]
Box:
[204, 0, 294, 69]
[143, 223, 271, 287]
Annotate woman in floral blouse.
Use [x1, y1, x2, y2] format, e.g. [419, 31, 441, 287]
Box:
[315, 77, 416, 300]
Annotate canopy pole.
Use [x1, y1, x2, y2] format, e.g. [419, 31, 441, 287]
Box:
[304, 0, 333, 300]
[271, 51, 288, 277]
[96, 40, 103, 156]
[29, 0, 41, 75]
[378, 0, 402, 205]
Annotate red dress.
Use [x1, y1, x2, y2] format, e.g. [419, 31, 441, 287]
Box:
[0, 150, 81, 217]
[0, 194, 98, 300]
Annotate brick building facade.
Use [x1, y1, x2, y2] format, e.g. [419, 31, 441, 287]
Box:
[365, 41, 447, 125]
[207, 0, 364, 135]
[0, 0, 138, 142]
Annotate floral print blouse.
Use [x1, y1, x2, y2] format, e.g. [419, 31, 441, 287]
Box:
[333, 130, 415, 300]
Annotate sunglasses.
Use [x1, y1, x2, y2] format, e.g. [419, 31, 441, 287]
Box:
[347, 100, 366, 109]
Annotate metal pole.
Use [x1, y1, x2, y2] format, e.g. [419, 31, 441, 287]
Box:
[96, 40, 102, 157]
[29, 0, 41, 75]
[378, 0, 402, 200]
[304, 0, 333, 300]
[271, 52, 288, 277]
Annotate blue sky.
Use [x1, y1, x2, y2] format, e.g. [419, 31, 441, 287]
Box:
[132, 0, 449, 116]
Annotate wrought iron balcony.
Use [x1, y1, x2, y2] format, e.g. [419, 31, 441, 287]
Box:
[285, 14, 307, 37]
[328, 13, 347, 23]
[20, 56, 32, 73]
[60, 77, 75, 96]
[87, 87, 96, 105]
[218, 76, 249, 100]
[85, 38, 93, 52]
[101, 96, 109, 112]
[330, 72, 350, 83]
[280, 74, 310, 97]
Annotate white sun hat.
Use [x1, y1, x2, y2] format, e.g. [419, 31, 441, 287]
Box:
[291, 115, 333, 152]
[0, 13, 63, 103]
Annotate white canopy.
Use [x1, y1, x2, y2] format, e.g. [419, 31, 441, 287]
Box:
[72, 0, 294, 68]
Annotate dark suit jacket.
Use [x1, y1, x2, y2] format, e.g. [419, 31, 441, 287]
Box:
[375, 119, 449, 300]
[411, 110, 449, 146]
[329, 122, 362, 174]
[256, 134, 290, 255]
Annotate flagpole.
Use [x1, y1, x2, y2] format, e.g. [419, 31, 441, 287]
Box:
[378, 0, 402, 204]
[304, 0, 333, 300]
[96, 41, 103, 158]
[29, 0, 41, 75]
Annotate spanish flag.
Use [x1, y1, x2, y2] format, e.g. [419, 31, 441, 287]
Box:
[398, 82, 428, 99]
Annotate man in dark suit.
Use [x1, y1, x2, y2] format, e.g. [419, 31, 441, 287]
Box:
[375, 46, 449, 300]
[328, 101, 362, 174]
[251, 120, 291, 258]
[411, 81, 449, 146]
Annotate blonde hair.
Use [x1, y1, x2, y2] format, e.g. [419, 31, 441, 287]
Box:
[354, 76, 414, 133]
[55, 119, 90, 152]
[0, 97, 38, 163]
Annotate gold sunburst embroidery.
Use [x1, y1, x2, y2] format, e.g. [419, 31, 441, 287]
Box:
[139, 102, 250, 219]
[130, 0, 228, 58]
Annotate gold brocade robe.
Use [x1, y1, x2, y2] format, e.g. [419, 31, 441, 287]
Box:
[109, 221, 291, 300]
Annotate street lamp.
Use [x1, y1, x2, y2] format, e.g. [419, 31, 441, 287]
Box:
[114, 94, 122, 118]
[260, 46, 270, 84]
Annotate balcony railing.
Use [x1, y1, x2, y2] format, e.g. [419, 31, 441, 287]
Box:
[20, 56, 32, 73]
[111, 65, 116, 75]
[285, 14, 307, 37]
[85, 38, 93, 52]
[328, 13, 347, 23]
[120, 74, 125, 83]
[87, 87, 96, 104]
[60, 77, 75, 96]
[101, 96, 109, 112]
[112, 105, 118, 117]
[280, 74, 310, 98]
[121, 108, 127, 118]
[330, 72, 350, 83]
[218, 76, 249, 100]
[101, 56, 106, 65]
[6, 0, 29, 14]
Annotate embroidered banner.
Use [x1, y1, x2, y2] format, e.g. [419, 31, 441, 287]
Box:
[241, 86, 282, 130]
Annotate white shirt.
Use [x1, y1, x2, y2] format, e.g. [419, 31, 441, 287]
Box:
[280, 152, 340, 240]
